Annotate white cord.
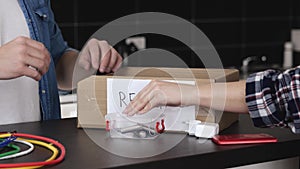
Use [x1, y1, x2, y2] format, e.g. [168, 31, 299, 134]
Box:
[0, 139, 34, 160]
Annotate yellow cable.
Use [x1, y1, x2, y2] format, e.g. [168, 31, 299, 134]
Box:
[16, 139, 59, 169]
[0, 133, 13, 138]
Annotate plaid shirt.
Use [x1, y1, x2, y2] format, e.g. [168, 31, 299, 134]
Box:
[246, 65, 300, 133]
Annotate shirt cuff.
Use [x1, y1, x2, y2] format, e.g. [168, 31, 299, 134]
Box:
[245, 70, 287, 129]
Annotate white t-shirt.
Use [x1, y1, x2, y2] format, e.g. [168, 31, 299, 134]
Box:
[0, 0, 41, 124]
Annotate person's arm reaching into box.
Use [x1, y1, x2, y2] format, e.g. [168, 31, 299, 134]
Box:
[123, 66, 300, 133]
[123, 79, 248, 115]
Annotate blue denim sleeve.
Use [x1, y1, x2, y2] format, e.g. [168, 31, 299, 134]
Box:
[47, 0, 72, 65]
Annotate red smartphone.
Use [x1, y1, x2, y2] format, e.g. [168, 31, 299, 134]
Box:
[212, 133, 277, 145]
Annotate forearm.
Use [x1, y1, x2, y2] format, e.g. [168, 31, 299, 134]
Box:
[56, 50, 78, 90]
[198, 80, 249, 113]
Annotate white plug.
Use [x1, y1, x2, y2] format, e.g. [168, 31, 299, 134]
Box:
[195, 122, 219, 138]
[185, 120, 202, 136]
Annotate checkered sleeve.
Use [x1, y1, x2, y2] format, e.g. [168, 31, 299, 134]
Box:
[245, 66, 300, 133]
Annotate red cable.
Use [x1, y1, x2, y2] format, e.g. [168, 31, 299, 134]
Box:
[0, 133, 66, 168]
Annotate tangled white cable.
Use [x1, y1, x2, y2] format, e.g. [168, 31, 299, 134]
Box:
[0, 139, 34, 160]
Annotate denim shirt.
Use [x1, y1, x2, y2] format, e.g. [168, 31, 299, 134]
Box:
[18, 0, 69, 120]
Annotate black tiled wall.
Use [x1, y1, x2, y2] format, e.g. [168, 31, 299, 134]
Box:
[51, 0, 297, 69]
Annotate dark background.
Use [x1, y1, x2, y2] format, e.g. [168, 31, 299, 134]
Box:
[50, 0, 300, 70]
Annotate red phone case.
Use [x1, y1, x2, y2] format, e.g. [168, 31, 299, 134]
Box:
[212, 133, 277, 145]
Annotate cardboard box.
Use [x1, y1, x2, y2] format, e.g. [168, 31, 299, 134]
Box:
[77, 67, 239, 131]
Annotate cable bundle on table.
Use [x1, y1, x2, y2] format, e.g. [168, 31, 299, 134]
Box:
[0, 132, 66, 168]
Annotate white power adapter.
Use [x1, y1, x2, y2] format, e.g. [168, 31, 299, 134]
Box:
[185, 120, 202, 136]
[195, 122, 219, 138]
[185, 120, 219, 138]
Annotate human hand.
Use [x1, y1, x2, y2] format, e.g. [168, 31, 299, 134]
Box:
[123, 80, 199, 116]
[78, 38, 122, 73]
[0, 36, 51, 81]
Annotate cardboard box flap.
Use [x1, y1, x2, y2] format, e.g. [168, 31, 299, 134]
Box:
[114, 67, 239, 82]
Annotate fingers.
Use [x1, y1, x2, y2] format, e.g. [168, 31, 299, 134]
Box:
[17, 37, 51, 66]
[23, 66, 42, 81]
[98, 41, 111, 73]
[124, 92, 154, 116]
[80, 39, 123, 73]
[103, 47, 122, 73]
[107, 49, 118, 72]
[23, 54, 48, 75]
[123, 81, 160, 116]
[88, 39, 100, 70]
[0, 36, 51, 81]
[20, 44, 50, 75]
[14, 37, 50, 80]
[111, 48, 123, 72]
[78, 39, 98, 71]
[98, 40, 122, 73]
[122, 80, 186, 116]
[78, 49, 91, 70]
